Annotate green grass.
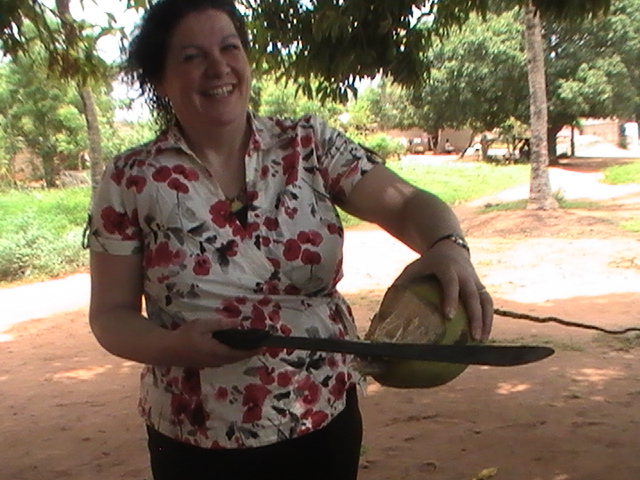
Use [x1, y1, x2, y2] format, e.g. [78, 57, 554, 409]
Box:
[389, 161, 529, 204]
[558, 200, 604, 209]
[481, 198, 607, 213]
[621, 219, 640, 233]
[339, 161, 530, 228]
[599, 162, 640, 233]
[602, 161, 640, 185]
[1, 158, 637, 284]
[480, 199, 528, 213]
[0, 187, 91, 285]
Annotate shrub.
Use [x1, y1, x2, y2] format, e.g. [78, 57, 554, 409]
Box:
[603, 162, 640, 185]
[359, 133, 405, 161]
[0, 187, 90, 284]
[0, 212, 88, 282]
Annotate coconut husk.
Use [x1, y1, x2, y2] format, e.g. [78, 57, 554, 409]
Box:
[355, 275, 471, 389]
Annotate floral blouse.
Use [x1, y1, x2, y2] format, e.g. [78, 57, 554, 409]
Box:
[88, 113, 381, 449]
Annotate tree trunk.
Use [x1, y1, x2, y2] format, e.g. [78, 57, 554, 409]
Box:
[78, 86, 104, 193]
[42, 154, 58, 188]
[55, 0, 104, 198]
[547, 124, 562, 166]
[570, 125, 576, 157]
[524, 3, 557, 210]
[480, 133, 490, 160]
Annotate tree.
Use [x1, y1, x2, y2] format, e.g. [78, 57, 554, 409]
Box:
[242, 0, 611, 100]
[254, 75, 344, 125]
[410, 1, 640, 208]
[241, 0, 610, 211]
[0, 53, 89, 186]
[544, 0, 640, 155]
[1, 0, 119, 194]
[2, 0, 612, 209]
[417, 8, 530, 134]
[55, 0, 106, 194]
[349, 77, 425, 132]
[524, 2, 557, 209]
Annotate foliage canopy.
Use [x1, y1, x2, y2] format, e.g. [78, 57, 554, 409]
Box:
[1, 0, 612, 98]
[416, 0, 640, 138]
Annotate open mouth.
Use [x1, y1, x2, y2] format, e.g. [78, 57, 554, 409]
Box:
[201, 85, 235, 98]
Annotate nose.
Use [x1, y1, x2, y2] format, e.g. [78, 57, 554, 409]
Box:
[204, 50, 230, 77]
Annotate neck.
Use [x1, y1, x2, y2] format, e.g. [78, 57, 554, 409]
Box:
[180, 114, 251, 167]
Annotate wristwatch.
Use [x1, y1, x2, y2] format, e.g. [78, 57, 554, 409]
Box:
[430, 234, 470, 254]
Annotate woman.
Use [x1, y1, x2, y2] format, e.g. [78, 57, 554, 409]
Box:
[87, 0, 493, 478]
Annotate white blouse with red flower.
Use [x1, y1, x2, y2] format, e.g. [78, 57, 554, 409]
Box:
[88, 113, 381, 448]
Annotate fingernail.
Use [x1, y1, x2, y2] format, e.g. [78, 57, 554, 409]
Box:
[445, 307, 456, 319]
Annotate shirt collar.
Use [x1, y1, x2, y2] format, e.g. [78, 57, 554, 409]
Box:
[147, 111, 283, 159]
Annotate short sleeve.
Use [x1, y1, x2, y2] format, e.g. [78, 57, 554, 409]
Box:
[88, 158, 143, 256]
[310, 116, 383, 204]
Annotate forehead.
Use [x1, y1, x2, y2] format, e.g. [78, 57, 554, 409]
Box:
[169, 8, 239, 47]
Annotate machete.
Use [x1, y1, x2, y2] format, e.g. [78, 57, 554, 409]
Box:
[212, 328, 554, 367]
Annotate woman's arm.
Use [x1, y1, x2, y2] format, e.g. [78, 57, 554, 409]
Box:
[89, 251, 258, 367]
[340, 164, 493, 341]
[340, 164, 463, 253]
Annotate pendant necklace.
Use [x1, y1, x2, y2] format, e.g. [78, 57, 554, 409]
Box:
[227, 185, 247, 213]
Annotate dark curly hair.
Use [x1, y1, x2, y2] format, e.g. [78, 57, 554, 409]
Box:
[124, 0, 250, 130]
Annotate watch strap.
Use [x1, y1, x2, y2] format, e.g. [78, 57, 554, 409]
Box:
[430, 233, 470, 254]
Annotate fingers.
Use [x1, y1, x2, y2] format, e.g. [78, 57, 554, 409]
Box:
[174, 318, 260, 368]
[457, 282, 494, 342]
[479, 289, 494, 341]
[206, 320, 262, 361]
[197, 316, 242, 333]
[398, 254, 493, 342]
[436, 271, 461, 320]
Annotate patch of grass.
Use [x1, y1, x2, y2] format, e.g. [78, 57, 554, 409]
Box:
[389, 162, 530, 204]
[620, 219, 640, 233]
[592, 332, 640, 351]
[360, 443, 369, 458]
[479, 196, 609, 213]
[339, 209, 365, 229]
[340, 162, 529, 227]
[602, 162, 640, 185]
[557, 199, 604, 210]
[480, 200, 528, 213]
[0, 187, 91, 284]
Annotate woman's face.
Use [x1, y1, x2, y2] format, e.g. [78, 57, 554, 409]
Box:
[157, 9, 251, 133]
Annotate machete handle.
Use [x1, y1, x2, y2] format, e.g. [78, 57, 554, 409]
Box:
[212, 328, 270, 350]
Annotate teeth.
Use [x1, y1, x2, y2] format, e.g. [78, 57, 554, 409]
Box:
[203, 86, 234, 97]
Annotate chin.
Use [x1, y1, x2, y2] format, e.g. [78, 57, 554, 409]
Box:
[207, 110, 247, 128]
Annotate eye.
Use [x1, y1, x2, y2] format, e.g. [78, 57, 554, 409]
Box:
[222, 43, 241, 52]
[182, 51, 203, 62]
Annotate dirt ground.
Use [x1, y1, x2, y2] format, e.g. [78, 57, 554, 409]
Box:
[2, 156, 640, 480]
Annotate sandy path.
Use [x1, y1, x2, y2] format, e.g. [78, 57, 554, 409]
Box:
[2, 163, 639, 334]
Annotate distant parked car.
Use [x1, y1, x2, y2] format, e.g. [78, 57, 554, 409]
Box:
[407, 137, 426, 154]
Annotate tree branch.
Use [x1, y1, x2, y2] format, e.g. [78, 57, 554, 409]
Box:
[495, 308, 640, 335]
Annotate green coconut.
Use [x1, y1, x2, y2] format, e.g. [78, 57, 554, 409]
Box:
[356, 275, 473, 389]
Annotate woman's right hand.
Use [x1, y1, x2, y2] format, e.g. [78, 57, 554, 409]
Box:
[90, 252, 261, 368]
[167, 318, 261, 369]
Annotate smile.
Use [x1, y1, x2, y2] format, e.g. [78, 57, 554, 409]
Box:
[202, 85, 235, 98]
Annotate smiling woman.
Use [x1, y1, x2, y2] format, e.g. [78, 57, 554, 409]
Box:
[85, 0, 492, 479]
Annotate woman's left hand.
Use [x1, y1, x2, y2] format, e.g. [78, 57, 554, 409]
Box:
[394, 240, 493, 342]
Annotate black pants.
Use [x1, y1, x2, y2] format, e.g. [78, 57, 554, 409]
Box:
[147, 387, 362, 480]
